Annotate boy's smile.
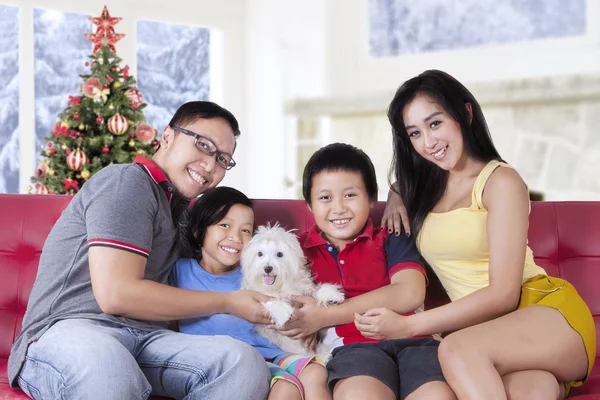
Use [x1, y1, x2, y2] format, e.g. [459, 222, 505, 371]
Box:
[309, 169, 374, 250]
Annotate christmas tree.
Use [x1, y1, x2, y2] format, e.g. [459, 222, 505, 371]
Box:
[31, 6, 158, 195]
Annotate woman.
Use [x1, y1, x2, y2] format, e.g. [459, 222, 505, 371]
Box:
[360, 69, 595, 399]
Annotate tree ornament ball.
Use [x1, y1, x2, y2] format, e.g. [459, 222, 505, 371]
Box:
[96, 116, 104, 124]
[108, 114, 129, 135]
[67, 148, 88, 171]
[81, 169, 91, 180]
[102, 145, 110, 153]
[113, 81, 122, 88]
[135, 123, 156, 144]
[35, 184, 50, 195]
[79, 124, 85, 130]
[81, 78, 102, 98]
[128, 139, 135, 147]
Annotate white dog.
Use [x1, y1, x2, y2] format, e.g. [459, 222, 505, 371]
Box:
[241, 224, 344, 361]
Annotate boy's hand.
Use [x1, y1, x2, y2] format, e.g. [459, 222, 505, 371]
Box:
[226, 290, 272, 324]
[354, 308, 414, 340]
[271, 295, 325, 339]
[381, 186, 411, 237]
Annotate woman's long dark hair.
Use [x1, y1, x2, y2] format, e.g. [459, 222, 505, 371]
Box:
[181, 186, 254, 260]
[388, 70, 502, 238]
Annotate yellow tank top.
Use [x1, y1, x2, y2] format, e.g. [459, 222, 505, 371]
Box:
[417, 160, 546, 302]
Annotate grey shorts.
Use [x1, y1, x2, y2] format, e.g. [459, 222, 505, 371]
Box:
[327, 338, 445, 400]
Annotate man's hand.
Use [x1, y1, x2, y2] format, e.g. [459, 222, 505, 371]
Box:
[226, 290, 272, 324]
[354, 308, 414, 340]
[381, 186, 410, 237]
[271, 295, 326, 339]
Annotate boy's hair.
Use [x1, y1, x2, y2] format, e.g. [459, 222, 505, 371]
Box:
[183, 186, 254, 260]
[169, 100, 241, 144]
[302, 143, 378, 206]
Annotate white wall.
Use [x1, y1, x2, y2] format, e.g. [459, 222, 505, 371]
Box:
[326, 0, 600, 96]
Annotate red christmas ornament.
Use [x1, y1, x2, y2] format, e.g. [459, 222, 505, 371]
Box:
[47, 148, 57, 156]
[35, 184, 51, 195]
[47, 141, 53, 148]
[89, 6, 122, 37]
[122, 66, 129, 79]
[106, 75, 113, 82]
[102, 145, 110, 153]
[67, 149, 88, 171]
[125, 88, 142, 108]
[62, 179, 80, 192]
[82, 78, 102, 98]
[73, 113, 80, 120]
[135, 123, 156, 144]
[96, 116, 104, 124]
[85, 62, 89, 66]
[108, 114, 129, 135]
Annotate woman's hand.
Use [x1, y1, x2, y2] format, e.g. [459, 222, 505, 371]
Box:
[354, 308, 415, 340]
[381, 186, 411, 237]
[271, 296, 326, 339]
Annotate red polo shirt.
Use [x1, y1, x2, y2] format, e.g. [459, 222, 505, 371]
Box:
[298, 219, 425, 345]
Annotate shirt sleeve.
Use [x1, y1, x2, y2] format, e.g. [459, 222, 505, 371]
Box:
[85, 165, 158, 258]
[385, 232, 427, 282]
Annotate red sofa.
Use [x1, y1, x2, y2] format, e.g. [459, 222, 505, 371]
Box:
[1, 194, 599, 399]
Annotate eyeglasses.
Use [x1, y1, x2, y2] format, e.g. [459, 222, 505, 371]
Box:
[172, 126, 236, 170]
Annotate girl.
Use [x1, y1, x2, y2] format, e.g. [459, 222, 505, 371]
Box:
[171, 186, 331, 400]
[357, 69, 595, 399]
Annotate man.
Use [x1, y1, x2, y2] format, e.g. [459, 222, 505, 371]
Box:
[9, 102, 271, 400]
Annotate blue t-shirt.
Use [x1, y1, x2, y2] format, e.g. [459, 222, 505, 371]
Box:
[170, 258, 284, 360]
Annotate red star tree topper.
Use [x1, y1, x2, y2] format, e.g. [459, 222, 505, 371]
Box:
[84, 6, 125, 53]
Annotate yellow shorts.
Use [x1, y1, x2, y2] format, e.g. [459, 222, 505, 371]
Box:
[520, 274, 596, 392]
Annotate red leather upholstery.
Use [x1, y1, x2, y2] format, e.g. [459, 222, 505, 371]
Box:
[0, 194, 598, 398]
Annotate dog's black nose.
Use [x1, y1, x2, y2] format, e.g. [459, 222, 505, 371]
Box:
[264, 266, 273, 274]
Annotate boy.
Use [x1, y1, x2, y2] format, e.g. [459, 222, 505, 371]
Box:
[275, 143, 454, 400]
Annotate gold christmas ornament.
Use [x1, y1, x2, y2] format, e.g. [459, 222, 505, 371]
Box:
[113, 81, 122, 88]
[45, 149, 53, 156]
[62, 144, 67, 150]
[109, 104, 114, 110]
[60, 121, 69, 128]
[128, 139, 135, 147]
[81, 169, 91, 180]
[48, 168, 55, 176]
[78, 124, 85, 130]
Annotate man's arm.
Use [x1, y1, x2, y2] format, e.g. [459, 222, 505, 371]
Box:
[89, 246, 271, 323]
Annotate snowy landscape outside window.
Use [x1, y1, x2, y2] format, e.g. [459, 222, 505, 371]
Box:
[0, 5, 19, 194]
[368, 0, 586, 57]
[34, 9, 91, 162]
[137, 21, 210, 133]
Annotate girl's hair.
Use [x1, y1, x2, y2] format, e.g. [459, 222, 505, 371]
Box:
[387, 69, 502, 238]
[182, 186, 254, 260]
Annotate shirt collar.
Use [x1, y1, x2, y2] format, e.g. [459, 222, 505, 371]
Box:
[302, 218, 375, 249]
[134, 156, 176, 201]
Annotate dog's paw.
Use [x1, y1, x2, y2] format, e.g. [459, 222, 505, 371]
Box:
[263, 300, 295, 327]
[315, 284, 345, 307]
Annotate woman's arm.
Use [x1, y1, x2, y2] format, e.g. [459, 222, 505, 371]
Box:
[411, 167, 530, 335]
[358, 167, 531, 339]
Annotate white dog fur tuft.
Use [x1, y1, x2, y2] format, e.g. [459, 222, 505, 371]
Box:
[241, 223, 344, 361]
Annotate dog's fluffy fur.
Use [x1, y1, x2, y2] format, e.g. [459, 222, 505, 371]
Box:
[241, 224, 344, 361]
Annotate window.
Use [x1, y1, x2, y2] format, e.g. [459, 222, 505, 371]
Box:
[34, 9, 91, 161]
[369, 0, 586, 57]
[0, 5, 19, 193]
[137, 20, 210, 131]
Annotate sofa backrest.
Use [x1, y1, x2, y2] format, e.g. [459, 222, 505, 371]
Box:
[1, 195, 599, 362]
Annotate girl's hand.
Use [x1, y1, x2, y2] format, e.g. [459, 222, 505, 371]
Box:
[303, 332, 319, 353]
[271, 295, 326, 339]
[354, 308, 414, 340]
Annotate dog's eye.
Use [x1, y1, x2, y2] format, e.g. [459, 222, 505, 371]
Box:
[258, 251, 263, 257]
[276, 252, 283, 258]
